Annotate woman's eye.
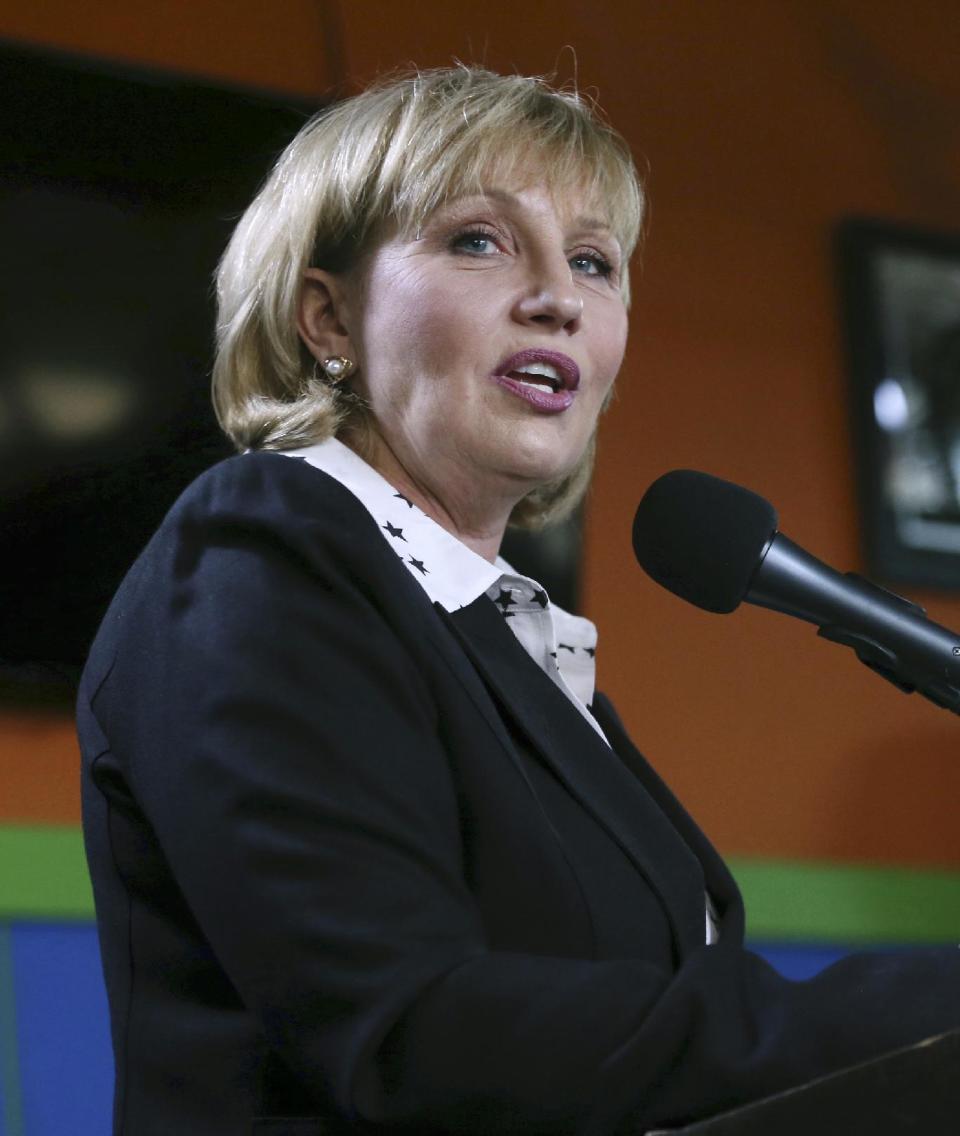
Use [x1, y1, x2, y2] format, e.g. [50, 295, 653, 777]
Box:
[451, 229, 500, 256]
[569, 251, 613, 277]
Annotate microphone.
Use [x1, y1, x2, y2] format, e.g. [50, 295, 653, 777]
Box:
[632, 469, 960, 714]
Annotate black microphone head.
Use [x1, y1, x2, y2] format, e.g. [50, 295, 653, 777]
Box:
[632, 470, 778, 613]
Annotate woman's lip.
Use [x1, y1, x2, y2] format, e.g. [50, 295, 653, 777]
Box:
[494, 350, 580, 391]
[491, 374, 576, 413]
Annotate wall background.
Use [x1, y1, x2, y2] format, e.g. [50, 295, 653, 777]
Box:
[3, 0, 959, 867]
[1, 2, 959, 1132]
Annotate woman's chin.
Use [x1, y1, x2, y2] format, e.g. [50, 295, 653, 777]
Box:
[496, 447, 582, 496]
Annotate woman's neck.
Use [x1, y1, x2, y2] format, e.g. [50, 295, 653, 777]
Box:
[340, 428, 513, 564]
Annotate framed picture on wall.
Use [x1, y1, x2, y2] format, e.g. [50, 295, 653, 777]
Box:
[837, 217, 960, 589]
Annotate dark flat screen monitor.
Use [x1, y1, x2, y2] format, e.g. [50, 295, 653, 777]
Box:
[0, 42, 319, 702]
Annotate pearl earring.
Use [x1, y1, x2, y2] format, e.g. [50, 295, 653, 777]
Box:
[321, 356, 356, 382]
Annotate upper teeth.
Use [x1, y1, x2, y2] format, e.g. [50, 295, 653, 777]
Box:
[515, 363, 560, 382]
[512, 362, 562, 392]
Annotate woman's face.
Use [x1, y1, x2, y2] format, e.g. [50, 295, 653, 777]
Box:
[343, 178, 629, 512]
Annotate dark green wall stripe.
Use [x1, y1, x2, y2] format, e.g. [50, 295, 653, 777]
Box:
[0, 923, 25, 1136]
[1, 824, 958, 943]
[728, 856, 960, 944]
[0, 825, 93, 920]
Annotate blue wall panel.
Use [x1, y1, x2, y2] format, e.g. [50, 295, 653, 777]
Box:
[1, 922, 20, 1136]
[749, 941, 930, 982]
[750, 941, 852, 980]
[11, 924, 111, 1136]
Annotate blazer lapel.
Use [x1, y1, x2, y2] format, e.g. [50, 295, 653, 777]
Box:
[592, 693, 746, 943]
[439, 597, 707, 959]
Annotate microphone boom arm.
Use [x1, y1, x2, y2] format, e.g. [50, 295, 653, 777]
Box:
[750, 535, 960, 713]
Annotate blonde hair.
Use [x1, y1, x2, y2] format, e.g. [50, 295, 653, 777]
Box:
[213, 65, 644, 528]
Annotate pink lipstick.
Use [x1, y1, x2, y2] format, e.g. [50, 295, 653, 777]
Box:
[491, 350, 580, 413]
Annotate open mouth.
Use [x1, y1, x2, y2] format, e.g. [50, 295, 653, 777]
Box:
[495, 350, 580, 392]
[491, 350, 579, 414]
[506, 364, 563, 394]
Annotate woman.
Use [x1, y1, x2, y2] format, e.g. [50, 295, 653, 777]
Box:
[79, 67, 960, 1136]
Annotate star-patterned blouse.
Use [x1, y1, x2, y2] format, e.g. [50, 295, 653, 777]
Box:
[277, 437, 608, 742]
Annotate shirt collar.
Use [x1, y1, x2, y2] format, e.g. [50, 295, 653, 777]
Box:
[277, 437, 501, 611]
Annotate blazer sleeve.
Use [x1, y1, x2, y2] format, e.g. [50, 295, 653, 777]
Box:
[86, 455, 960, 1135]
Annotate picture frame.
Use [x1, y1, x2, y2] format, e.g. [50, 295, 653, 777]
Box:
[836, 217, 960, 589]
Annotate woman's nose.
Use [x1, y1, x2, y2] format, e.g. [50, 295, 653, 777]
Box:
[512, 260, 584, 331]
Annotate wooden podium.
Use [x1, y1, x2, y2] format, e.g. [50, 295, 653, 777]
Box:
[646, 1029, 960, 1135]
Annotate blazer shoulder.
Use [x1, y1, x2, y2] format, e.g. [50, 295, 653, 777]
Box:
[148, 450, 403, 585]
[81, 452, 406, 692]
[171, 450, 375, 535]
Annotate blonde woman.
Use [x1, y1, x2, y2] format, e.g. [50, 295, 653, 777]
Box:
[79, 67, 960, 1136]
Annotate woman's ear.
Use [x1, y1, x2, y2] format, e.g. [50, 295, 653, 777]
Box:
[296, 268, 357, 366]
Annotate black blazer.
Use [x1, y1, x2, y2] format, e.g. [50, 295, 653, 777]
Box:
[78, 452, 960, 1136]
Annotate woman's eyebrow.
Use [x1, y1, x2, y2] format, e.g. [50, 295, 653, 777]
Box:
[568, 216, 622, 254]
[438, 187, 517, 211]
[445, 189, 618, 242]
[573, 217, 618, 239]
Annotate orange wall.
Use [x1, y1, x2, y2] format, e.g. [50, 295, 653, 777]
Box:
[3, 1, 960, 868]
[0, 0, 337, 95]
